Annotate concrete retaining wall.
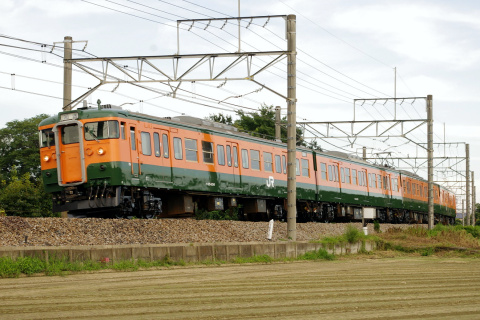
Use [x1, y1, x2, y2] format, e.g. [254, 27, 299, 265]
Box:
[0, 241, 376, 263]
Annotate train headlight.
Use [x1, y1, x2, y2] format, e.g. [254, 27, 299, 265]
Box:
[97, 148, 105, 155]
[43, 155, 50, 162]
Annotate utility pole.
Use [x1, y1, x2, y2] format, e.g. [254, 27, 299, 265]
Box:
[275, 106, 281, 141]
[427, 95, 434, 230]
[63, 36, 73, 111]
[472, 171, 475, 226]
[466, 144, 470, 225]
[286, 14, 297, 241]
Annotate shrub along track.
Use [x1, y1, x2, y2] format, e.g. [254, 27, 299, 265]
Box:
[1, 258, 480, 319]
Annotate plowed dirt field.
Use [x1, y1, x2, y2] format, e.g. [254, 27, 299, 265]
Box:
[2, 258, 480, 319]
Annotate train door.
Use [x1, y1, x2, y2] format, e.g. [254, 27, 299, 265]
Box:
[226, 141, 241, 190]
[53, 121, 86, 186]
[160, 129, 172, 183]
[129, 126, 140, 177]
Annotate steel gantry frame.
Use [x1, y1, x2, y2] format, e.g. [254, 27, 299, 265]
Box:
[299, 96, 439, 229]
[62, 15, 299, 240]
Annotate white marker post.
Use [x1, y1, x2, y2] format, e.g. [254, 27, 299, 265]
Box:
[267, 219, 274, 240]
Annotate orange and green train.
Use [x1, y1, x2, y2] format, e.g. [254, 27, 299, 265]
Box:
[38, 105, 456, 222]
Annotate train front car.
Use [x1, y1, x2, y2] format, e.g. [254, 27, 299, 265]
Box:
[39, 107, 161, 218]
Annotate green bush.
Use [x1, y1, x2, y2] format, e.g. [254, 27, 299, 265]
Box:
[344, 224, 363, 243]
[195, 208, 238, 220]
[300, 249, 335, 261]
[374, 220, 381, 233]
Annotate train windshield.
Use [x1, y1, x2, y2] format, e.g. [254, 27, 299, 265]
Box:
[61, 124, 80, 145]
[39, 128, 55, 148]
[84, 121, 119, 141]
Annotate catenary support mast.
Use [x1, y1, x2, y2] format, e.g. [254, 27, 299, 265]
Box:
[63, 36, 72, 111]
[286, 14, 297, 241]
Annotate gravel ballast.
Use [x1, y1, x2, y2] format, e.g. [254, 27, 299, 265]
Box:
[0, 216, 416, 247]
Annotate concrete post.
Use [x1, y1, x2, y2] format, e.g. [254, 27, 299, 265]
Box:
[286, 14, 297, 241]
[472, 171, 475, 226]
[275, 106, 281, 141]
[427, 95, 434, 230]
[63, 36, 73, 111]
[466, 144, 470, 225]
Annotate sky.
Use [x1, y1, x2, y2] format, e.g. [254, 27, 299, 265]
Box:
[1, 0, 479, 211]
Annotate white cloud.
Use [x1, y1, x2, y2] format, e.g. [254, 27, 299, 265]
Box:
[329, 3, 480, 69]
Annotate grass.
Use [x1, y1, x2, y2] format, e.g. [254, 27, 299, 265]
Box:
[376, 224, 480, 256]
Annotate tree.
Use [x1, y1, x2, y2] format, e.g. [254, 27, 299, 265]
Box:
[0, 167, 55, 217]
[209, 105, 308, 146]
[0, 114, 51, 181]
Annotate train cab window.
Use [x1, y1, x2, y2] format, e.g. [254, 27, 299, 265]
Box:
[241, 149, 249, 169]
[141, 132, 152, 156]
[301, 159, 309, 177]
[202, 141, 213, 164]
[85, 121, 119, 141]
[386, 177, 391, 190]
[345, 168, 350, 184]
[130, 128, 136, 150]
[296, 159, 300, 176]
[328, 165, 333, 181]
[233, 146, 238, 168]
[251, 150, 260, 170]
[264, 152, 273, 172]
[282, 155, 286, 174]
[321, 163, 327, 180]
[39, 128, 55, 147]
[226, 145, 232, 167]
[173, 137, 183, 160]
[217, 145, 225, 166]
[61, 125, 79, 145]
[275, 155, 282, 173]
[341, 168, 345, 183]
[352, 169, 357, 185]
[185, 139, 198, 162]
[121, 122, 126, 140]
[379, 176, 383, 189]
[419, 184, 423, 197]
[424, 187, 427, 197]
[162, 134, 169, 158]
[153, 133, 161, 157]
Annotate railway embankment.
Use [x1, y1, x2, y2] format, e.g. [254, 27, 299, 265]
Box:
[0, 216, 415, 247]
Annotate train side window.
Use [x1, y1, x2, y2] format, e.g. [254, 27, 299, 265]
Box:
[321, 163, 327, 180]
[275, 155, 282, 173]
[173, 137, 183, 160]
[153, 133, 161, 157]
[251, 150, 260, 170]
[296, 159, 300, 176]
[241, 149, 249, 169]
[163, 134, 169, 158]
[233, 146, 238, 168]
[301, 159, 309, 177]
[282, 155, 286, 174]
[368, 173, 372, 187]
[226, 145, 232, 167]
[345, 168, 350, 184]
[264, 152, 273, 172]
[141, 132, 152, 156]
[217, 144, 225, 166]
[130, 128, 136, 151]
[341, 168, 345, 183]
[202, 141, 214, 164]
[379, 176, 383, 189]
[352, 169, 357, 185]
[40, 128, 55, 147]
[334, 166, 339, 182]
[328, 165, 333, 181]
[358, 171, 363, 186]
[121, 122, 126, 140]
[185, 138, 198, 162]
